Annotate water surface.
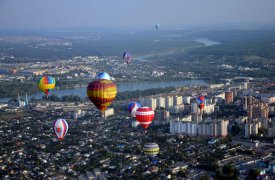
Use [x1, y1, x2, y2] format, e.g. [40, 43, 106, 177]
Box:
[0, 80, 207, 102]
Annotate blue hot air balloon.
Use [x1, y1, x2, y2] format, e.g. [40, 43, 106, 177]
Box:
[128, 102, 141, 117]
[97, 72, 111, 80]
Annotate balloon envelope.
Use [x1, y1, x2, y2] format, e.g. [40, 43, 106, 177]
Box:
[128, 102, 141, 117]
[135, 107, 154, 129]
[123, 52, 132, 64]
[198, 103, 205, 110]
[197, 95, 205, 103]
[197, 96, 205, 110]
[155, 24, 160, 31]
[97, 72, 111, 80]
[53, 119, 68, 141]
[143, 143, 160, 157]
[38, 76, 55, 95]
[87, 79, 117, 112]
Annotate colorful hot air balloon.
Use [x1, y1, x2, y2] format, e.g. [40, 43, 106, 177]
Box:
[123, 52, 132, 64]
[53, 119, 68, 141]
[135, 107, 155, 129]
[197, 95, 206, 111]
[37, 76, 56, 96]
[128, 102, 141, 117]
[143, 143, 160, 157]
[198, 95, 205, 103]
[87, 79, 117, 113]
[97, 72, 111, 80]
[198, 103, 205, 110]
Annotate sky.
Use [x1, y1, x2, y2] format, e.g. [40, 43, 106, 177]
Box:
[0, 0, 274, 30]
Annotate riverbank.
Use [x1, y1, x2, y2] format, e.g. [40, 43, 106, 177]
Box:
[0, 79, 207, 102]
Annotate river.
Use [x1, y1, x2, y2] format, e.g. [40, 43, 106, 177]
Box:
[0, 80, 207, 102]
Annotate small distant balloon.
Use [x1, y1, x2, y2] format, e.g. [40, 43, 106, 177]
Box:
[123, 52, 132, 64]
[53, 119, 68, 141]
[97, 72, 111, 80]
[197, 95, 206, 110]
[198, 95, 205, 103]
[143, 143, 160, 157]
[37, 76, 56, 96]
[155, 24, 160, 31]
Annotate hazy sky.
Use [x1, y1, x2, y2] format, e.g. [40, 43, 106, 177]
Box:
[0, 0, 274, 30]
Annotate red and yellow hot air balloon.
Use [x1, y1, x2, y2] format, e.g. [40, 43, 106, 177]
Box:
[37, 76, 56, 96]
[135, 107, 155, 129]
[87, 79, 117, 112]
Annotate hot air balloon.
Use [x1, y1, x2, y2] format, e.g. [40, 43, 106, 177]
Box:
[97, 72, 111, 80]
[87, 79, 117, 113]
[53, 119, 68, 141]
[135, 107, 154, 129]
[143, 143, 160, 157]
[128, 102, 141, 117]
[37, 76, 56, 96]
[155, 24, 160, 31]
[198, 103, 205, 110]
[197, 95, 205, 111]
[198, 95, 205, 103]
[123, 52, 132, 64]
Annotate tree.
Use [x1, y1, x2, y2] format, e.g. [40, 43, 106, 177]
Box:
[199, 175, 211, 180]
[231, 123, 241, 136]
[257, 127, 267, 136]
[215, 163, 239, 180]
[229, 150, 236, 156]
[246, 168, 260, 180]
[177, 170, 187, 178]
[42, 95, 61, 101]
[222, 134, 232, 143]
[223, 164, 236, 175]
[157, 106, 166, 110]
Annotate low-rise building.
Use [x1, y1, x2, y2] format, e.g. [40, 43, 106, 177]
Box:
[104, 108, 114, 118]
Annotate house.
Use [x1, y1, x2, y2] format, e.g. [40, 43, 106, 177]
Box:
[170, 161, 188, 174]
[268, 160, 275, 174]
[208, 138, 218, 145]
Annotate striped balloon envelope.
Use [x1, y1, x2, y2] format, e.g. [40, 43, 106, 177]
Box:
[135, 106, 155, 129]
[87, 79, 117, 113]
[143, 143, 160, 157]
[128, 102, 141, 117]
[37, 76, 56, 95]
[53, 119, 68, 141]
